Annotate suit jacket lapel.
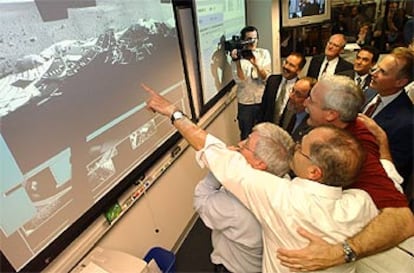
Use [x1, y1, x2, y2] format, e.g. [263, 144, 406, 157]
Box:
[362, 88, 378, 110]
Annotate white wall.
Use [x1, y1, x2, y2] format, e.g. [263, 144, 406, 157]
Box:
[246, 0, 281, 73]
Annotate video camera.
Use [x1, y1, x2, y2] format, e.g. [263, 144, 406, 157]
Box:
[224, 35, 256, 60]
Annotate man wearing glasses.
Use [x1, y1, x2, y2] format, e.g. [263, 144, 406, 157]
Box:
[230, 26, 271, 140]
[194, 122, 294, 273]
[143, 84, 379, 273]
[284, 77, 316, 141]
[277, 75, 413, 272]
[306, 34, 353, 80]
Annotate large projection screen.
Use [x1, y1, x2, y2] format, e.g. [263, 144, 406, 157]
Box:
[193, 0, 246, 108]
[0, 0, 191, 271]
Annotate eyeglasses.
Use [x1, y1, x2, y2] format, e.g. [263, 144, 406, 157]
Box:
[294, 143, 314, 163]
[238, 139, 255, 154]
[290, 88, 309, 99]
[327, 41, 343, 49]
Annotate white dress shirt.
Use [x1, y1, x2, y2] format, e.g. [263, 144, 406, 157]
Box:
[196, 134, 379, 273]
[194, 172, 262, 273]
[232, 48, 271, 104]
[318, 57, 339, 80]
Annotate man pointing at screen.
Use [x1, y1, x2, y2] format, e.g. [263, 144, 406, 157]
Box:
[142, 83, 381, 273]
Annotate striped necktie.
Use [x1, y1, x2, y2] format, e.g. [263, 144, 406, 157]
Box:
[364, 96, 382, 117]
[319, 61, 329, 79]
[356, 76, 362, 88]
[274, 82, 288, 124]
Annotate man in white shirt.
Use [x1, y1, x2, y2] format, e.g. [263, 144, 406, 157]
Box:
[194, 122, 294, 273]
[143, 84, 379, 273]
[231, 26, 271, 140]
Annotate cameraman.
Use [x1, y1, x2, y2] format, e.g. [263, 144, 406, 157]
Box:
[231, 26, 271, 140]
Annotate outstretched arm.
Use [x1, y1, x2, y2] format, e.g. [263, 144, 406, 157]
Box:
[277, 115, 414, 271]
[142, 84, 207, 151]
[277, 208, 414, 271]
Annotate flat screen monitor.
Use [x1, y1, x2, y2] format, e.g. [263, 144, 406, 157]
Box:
[282, 0, 331, 27]
[0, 0, 191, 271]
[193, 0, 246, 110]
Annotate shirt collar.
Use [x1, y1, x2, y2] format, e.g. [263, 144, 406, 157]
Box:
[296, 111, 307, 119]
[291, 177, 343, 199]
[283, 76, 298, 85]
[355, 73, 369, 81]
[379, 90, 403, 108]
[324, 56, 339, 64]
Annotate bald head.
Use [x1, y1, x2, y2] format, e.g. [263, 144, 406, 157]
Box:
[306, 126, 364, 187]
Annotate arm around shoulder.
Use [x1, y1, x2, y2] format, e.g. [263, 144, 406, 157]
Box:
[348, 206, 414, 258]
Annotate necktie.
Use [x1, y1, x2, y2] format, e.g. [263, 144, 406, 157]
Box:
[274, 82, 288, 124]
[281, 110, 296, 133]
[356, 76, 362, 88]
[364, 96, 382, 117]
[319, 61, 329, 79]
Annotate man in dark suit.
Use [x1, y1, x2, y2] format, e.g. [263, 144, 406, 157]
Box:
[338, 46, 379, 92]
[362, 47, 413, 188]
[260, 52, 306, 125]
[306, 34, 353, 80]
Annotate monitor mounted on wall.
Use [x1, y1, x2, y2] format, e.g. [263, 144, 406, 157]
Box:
[282, 0, 331, 27]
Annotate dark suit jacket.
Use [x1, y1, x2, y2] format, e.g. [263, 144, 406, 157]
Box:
[337, 70, 372, 91]
[306, 54, 353, 79]
[361, 87, 378, 109]
[372, 91, 414, 183]
[290, 113, 312, 142]
[260, 74, 283, 123]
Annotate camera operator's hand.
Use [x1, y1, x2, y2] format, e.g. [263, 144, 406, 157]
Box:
[230, 49, 240, 61]
[248, 54, 257, 65]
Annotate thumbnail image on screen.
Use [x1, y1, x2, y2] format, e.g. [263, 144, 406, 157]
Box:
[288, 0, 326, 18]
[0, 0, 190, 271]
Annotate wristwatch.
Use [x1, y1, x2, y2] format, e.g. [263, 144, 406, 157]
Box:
[342, 241, 357, 263]
[170, 110, 186, 124]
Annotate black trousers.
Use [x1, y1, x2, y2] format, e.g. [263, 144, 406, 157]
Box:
[214, 263, 232, 273]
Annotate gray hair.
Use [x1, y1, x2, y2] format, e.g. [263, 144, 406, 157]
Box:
[252, 122, 294, 176]
[319, 75, 364, 122]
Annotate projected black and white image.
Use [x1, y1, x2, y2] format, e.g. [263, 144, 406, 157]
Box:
[0, 0, 190, 271]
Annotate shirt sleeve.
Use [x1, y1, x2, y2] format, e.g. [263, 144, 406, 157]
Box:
[193, 172, 241, 231]
[380, 159, 404, 193]
[261, 49, 272, 75]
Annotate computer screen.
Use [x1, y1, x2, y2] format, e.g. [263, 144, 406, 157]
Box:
[193, 0, 246, 109]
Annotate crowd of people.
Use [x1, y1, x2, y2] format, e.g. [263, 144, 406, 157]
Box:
[142, 18, 413, 273]
[332, 2, 412, 51]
